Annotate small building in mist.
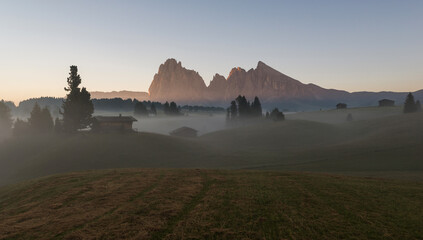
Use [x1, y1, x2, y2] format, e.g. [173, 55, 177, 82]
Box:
[170, 126, 198, 138]
[92, 115, 137, 132]
[336, 103, 347, 109]
[378, 99, 395, 107]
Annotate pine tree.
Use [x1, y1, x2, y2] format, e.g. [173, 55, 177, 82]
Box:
[163, 101, 170, 115]
[0, 100, 12, 131]
[416, 100, 422, 112]
[169, 102, 179, 115]
[13, 118, 29, 136]
[251, 96, 262, 117]
[230, 100, 238, 120]
[404, 93, 417, 113]
[270, 108, 285, 121]
[62, 66, 94, 132]
[150, 104, 157, 115]
[28, 103, 53, 133]
[54, 118, 63, 133]
[134, 102, 148, 117]
[236, 95, 249, 118]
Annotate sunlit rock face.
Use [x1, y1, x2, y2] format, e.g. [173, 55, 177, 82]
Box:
[148, 59, 208, 103]
[148, 59, 348, 105]
[207, 74, 228, 102]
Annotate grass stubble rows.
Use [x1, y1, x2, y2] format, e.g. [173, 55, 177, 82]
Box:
[0, 169, 422, 239]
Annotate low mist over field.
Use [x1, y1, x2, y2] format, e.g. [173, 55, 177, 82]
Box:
[2, 1, 423, 239]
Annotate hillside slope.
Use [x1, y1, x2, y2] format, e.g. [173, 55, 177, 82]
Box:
[1, 111, 422, 185]
[1, 169, 422, 239]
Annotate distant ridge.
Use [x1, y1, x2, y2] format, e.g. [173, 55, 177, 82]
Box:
[91, 91, 149, 100]
[85, 59, 423, 111]
[147, 58, 423, 110]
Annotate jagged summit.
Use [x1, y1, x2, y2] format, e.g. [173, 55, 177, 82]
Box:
[148, 59, 207, 103]
[147, 58, 349, 106]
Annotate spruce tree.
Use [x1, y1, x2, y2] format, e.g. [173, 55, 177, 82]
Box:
[150, 104, 157, 115]
[270, 108, 285, 121]
[236, 95, 249, 118]
[134, 102, 148, 117]
[62, 66, 94, 132]
[404, 93, 417, 113]
[169, 102, 179, 115]
[28, 103, 53, 133]
[163, 101, 170, 115]
[230, 100, 238, 120]
[252, 96, 262, 117]
[416, 100, 422, 112]
[0, 100, 12, 131]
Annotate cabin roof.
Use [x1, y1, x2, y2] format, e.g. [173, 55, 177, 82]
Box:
[379, 99, 394, 102]
[93, 116, 137, 123]
[170, 126, 198, 134]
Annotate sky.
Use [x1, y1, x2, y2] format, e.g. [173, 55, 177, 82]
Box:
[1, 0, 422, 103]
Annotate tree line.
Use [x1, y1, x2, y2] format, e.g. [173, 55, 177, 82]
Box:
[226, 95, 285, 122]
[404, 93, 422, 113]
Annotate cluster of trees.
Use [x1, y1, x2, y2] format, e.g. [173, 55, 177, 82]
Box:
[180, 105, 225, 112]
[265, 108, 285, 121]
[163, 101, 181, 116]
[0, 101, 13, 135]
[13, 103, 54, 136]
[227, 96, 262, 120]
[226, 95, 286, 122]
[404, 93, 421, 113]
[11, 66, 93, 136]
[134, 102, 157, 117]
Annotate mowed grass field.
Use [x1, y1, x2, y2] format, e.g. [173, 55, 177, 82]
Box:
[1, 169, 422, 240]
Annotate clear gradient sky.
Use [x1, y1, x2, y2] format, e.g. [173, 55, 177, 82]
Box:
[1, 0, 422, 103]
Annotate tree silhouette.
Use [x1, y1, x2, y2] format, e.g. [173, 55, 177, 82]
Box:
[0, 100, 12, 131]
[13, 118, 29, 136]
[163, 101, 170, 115]
[170, 102, 178, 115]
[54, 117, 63, 133]
[230, 100, 238, 120]
[251, 96, 262, 117]
[150, 104, 157, 115]
[134, 102, 148, 117]
[28, 103, 54, 133]
[236, 95, 249, 118]
[416, 100, 422, 112]
[270, 108, 285, 121]
[403, 93, 417, 113]
[62, 66, 94, 132]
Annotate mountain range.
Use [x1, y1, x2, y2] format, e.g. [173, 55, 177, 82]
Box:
[97, 58, 423, 111]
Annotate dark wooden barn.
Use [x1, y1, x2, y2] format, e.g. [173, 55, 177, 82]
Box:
[92, 115, 137, 132]
[170, 126, 198, 137]
[378, 99, 395, 107]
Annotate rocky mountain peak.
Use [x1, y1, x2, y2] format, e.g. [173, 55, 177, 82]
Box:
[148, 59, 207, 103]
[228, 67, 246, 79]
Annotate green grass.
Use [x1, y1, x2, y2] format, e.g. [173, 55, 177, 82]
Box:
[1, 109, 423, 185]
[0, 169, 422, 239]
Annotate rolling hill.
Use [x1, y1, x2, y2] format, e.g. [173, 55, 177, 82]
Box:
[1, 109, 422, 186]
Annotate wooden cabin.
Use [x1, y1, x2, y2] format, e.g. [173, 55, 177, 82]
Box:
[92, 115, 137, 132]
[170, 126, 198, 138]
[378, 99, 395, 107]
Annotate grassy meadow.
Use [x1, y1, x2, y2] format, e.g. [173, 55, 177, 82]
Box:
[1, 107, 423, 185]
[0, 107, 422, 239]
[1, 169, 422, 239]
